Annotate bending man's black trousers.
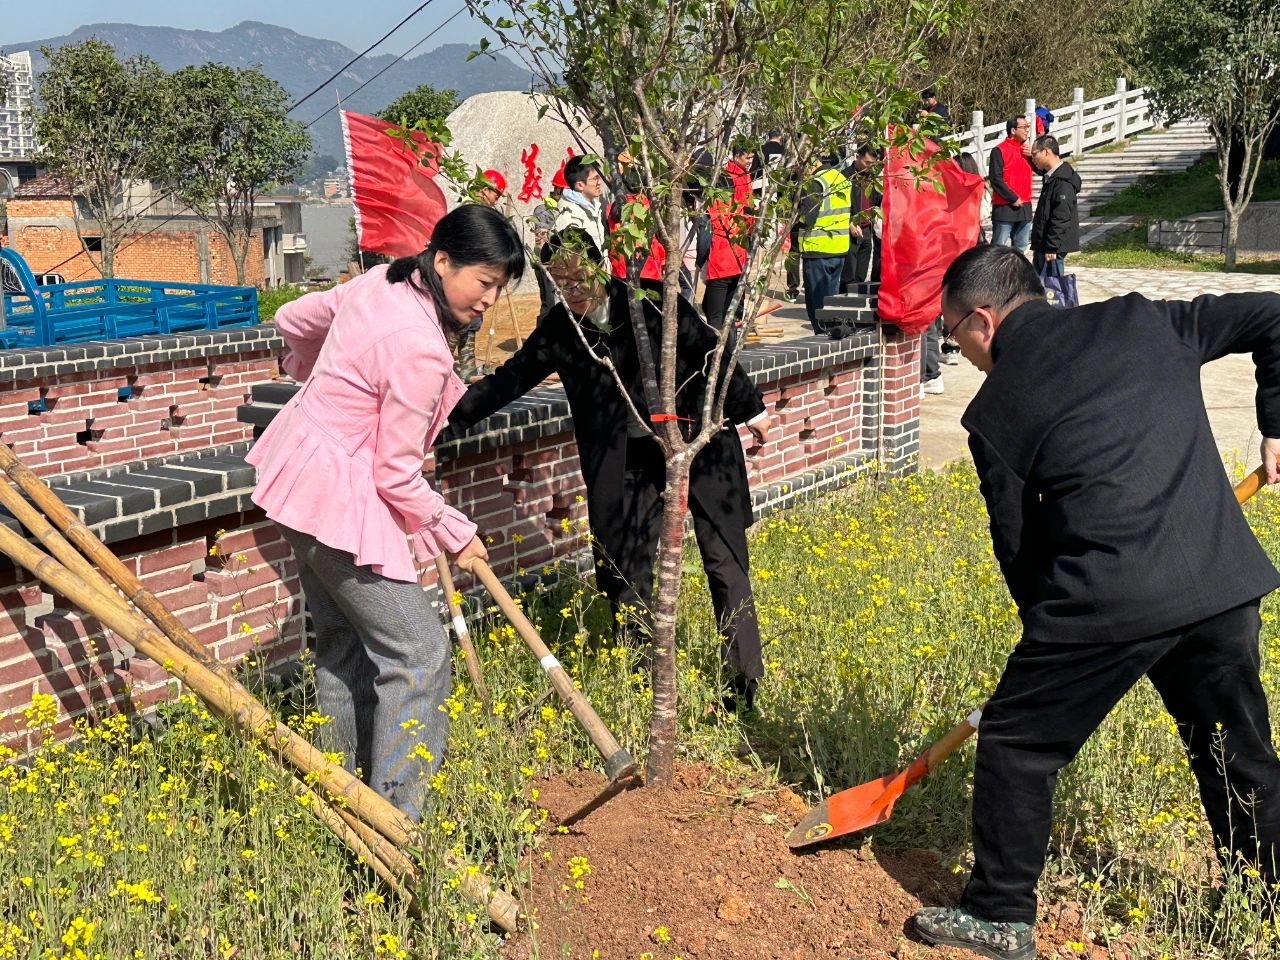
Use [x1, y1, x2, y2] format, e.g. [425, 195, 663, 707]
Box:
[604, 436, 763, 683]
[962, 600, 1280, 924]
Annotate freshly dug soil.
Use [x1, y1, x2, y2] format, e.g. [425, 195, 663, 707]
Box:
[501, 763, 1111, 960]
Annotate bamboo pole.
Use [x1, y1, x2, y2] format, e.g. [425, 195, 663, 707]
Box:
[289, 774, 412, 902]
[0, 472, 411, 836]
[503, 287, 524, 351]
[0, 498, 520, 931]
[0, 453, 419, 831]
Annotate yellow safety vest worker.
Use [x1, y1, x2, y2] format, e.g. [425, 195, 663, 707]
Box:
[799, 166, 852, 256]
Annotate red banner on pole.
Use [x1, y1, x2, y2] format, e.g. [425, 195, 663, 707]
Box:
[341, 110, 448, 259]
[877, 137, 985, 335]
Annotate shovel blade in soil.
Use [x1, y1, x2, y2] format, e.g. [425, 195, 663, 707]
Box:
[558, 764, 641, 828]
[786, 770, 908, 849]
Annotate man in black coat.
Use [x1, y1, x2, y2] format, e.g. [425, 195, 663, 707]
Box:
[442, 231, 772, 709]
[1029, 135, 1082, 277]
[912, 244, 1280, 960]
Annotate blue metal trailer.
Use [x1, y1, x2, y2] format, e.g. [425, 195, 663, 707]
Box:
[0, 247, 258, 349]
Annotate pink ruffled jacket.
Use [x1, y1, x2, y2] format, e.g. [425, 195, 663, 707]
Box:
[247, 265, 475, 582]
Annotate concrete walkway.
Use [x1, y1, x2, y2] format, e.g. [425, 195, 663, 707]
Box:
[919, 266, 1280, 471]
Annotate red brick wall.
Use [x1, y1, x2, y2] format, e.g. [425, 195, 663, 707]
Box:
[6, 198, 266, 286]
[0, 518, 303, 749]
[0, 352, 274, 477]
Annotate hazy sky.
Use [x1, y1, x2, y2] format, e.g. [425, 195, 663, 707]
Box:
[0, 1, 485, 54]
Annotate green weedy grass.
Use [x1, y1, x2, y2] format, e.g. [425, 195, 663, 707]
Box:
[4, 464, 1280, 957]
[1075, 158, 1280, 274]
[256, 284, 312, 323]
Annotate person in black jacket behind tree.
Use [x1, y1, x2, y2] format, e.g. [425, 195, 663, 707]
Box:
[1029, 135, 1082, 277]
[911, 244, 1280, 960]
[442, 230, 772, 712]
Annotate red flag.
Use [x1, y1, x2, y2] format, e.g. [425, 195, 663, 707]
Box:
[341, 110, 448, 258]
[877, 136, 985, 335]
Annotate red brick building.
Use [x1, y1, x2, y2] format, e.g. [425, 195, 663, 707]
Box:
[2, 175, 305, 287]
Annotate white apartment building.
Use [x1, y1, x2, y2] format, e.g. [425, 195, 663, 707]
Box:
[0, 51, 36, 197]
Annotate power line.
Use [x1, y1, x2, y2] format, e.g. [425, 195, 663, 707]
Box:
[306, 4, 468, 130]
[35, 1, 450, 277]
[286, 0, 439, 113]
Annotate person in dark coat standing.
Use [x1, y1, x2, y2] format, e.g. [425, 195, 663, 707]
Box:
[442, 230, 772, 710]
[919, 87, 950, 125]
[989, 117, 1034, 253]
[1029, 135, 1081, 277]
[912, 244, 1280, 960]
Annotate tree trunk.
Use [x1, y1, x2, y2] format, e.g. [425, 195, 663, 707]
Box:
[99, 235, 114, 279]
[232, 241, 249, 286]
[1224, 207, 1239, 272]
[645, 455, 692, 787]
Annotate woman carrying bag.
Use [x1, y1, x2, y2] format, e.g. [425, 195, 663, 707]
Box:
[247, 204, 525, 820]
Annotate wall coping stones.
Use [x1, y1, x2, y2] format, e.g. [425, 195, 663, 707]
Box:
[0, 324, 283, 383]
[0, 447, 260, 561]
[238, 331, 878, 461]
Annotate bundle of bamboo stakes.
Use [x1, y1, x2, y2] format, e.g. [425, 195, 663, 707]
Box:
[0, 443, 520, 932]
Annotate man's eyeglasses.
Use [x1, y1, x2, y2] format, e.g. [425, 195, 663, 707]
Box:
[943, 305, 988, 340]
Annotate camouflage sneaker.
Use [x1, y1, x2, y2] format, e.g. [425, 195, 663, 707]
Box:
[912, 906, 1035, 960]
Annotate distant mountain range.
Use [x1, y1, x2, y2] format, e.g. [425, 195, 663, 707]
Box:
[1, 20, 533, 161]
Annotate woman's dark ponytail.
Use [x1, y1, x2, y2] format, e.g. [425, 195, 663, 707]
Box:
[386, 203, 526, 323]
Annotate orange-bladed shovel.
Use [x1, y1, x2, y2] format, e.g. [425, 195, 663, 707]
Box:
[787, 463, 1270, 850]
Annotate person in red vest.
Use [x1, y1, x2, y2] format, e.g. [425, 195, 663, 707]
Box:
[989, 117, 1034, 253]
[725, 142, 755, 204]
[702, 143, 755, 332]
[605, 151, 667, 282]
[532, 163, 569, 321]
[454, 168, 512, 376]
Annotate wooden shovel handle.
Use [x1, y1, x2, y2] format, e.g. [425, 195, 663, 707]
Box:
[921, 709, 981, 777]
[1237, 464, 1269, 505]
[470, 559, 633, 779]
[434, 555, 491, 706]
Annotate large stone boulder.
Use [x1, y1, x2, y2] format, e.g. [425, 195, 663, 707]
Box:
[444, 91, 601, 292]
[444, 91, 601, 226]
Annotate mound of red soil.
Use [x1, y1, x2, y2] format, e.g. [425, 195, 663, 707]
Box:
[501, 763, 1069, 960]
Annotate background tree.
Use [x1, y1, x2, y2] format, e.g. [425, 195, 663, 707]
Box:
[469, 0, 962, 785]
[33, 39, 169, 278]
[1136, 0, 1280, 270]
[155, 64, 312, 285]
[302, 152, 342, 184]
[923, 0, 1149, 122]
[380, 83, 460, 128]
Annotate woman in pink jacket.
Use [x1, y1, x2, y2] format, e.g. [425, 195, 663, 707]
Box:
[248, 204, 525, 820]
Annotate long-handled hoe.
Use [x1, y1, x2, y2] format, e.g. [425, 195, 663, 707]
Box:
[434, 553, 491, 707]
[788, 464, 1269, 850]
[468, 559, 641, 826]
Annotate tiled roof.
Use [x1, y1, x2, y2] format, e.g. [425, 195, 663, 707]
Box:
[11, 174, 75, 198]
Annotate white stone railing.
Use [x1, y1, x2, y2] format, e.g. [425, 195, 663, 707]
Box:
[957, 78, 1154, 175]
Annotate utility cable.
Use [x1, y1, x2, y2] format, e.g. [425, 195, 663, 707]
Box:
[35, 1, 450, 277]
[285, 0, 439, 113]
[305, 3, 467, 130]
